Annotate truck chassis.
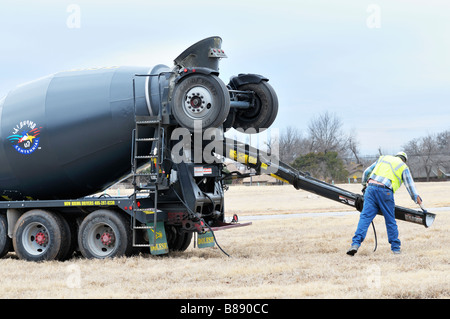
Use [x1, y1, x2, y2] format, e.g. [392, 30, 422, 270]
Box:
[0, 37, 435, 261]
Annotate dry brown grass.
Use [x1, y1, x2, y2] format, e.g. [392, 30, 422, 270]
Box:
[0, 182, 449, 299]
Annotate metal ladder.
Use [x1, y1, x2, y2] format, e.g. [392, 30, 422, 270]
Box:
[130, 115, 163, 248]
[130, 71, 172, 249]
[131, 63, 169, 247]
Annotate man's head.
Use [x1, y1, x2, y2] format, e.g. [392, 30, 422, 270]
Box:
[396, 151, 408, 163]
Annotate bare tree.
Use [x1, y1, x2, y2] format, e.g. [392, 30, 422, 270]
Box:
[278, 126, 305, 164]
[377, 147, 383, 156]
[421, 135, 439, 181]
[436, 130, 450, 153]
[403, 134, 440, 181]
[307, 111, 350, 157]
[348, 129, 361, 164]
[436, 130, 450, 173]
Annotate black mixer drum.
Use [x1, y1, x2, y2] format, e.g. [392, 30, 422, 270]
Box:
[0, 65, 168, 200]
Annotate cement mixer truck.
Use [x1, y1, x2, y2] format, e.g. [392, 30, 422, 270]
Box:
[0, 37, 435, 261]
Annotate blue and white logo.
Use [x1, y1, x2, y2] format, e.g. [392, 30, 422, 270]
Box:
[7, 120, 42, 155]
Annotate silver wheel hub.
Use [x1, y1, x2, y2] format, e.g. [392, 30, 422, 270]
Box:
[22, 222, 50, 256]
[87, 223, 117, 257]
[184, 86, 213, 118]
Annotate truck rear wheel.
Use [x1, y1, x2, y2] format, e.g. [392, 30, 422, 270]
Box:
[171, 74, 230, 131]
[0, 214, 12, 258]
[78, 210, 132, 259]
[12, 210, 70, 261]
[232, 81, 278, 132]
[166, 225, 192, 251]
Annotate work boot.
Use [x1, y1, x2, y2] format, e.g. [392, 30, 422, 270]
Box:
[346, 245, 359, 256]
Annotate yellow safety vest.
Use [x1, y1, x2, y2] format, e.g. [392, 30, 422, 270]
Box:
[370, 155, 407, 192]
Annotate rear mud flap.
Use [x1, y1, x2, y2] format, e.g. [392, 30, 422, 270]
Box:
[147, 221, 169, 255]
[197, 231, 215, 248]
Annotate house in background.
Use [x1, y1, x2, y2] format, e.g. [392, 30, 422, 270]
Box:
[242, 174, 279, 186]
[437, 166, 450, 180]
[412, 165, 450, 182]
[346, 162, 364, 183]
[225, 161, 279, 185]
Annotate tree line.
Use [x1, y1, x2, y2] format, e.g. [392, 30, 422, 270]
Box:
[277, 111, 358, 183]
[277, 111, 450, 183]
[403, 130, 450, 181]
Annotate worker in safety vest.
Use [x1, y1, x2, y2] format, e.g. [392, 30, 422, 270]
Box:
[347, 151, 422, 255]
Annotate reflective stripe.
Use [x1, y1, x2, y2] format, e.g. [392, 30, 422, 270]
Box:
[380, 156, 403, 187]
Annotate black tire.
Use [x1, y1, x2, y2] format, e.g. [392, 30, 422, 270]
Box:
[0, 213, 12, 258]
[166, 225, 192, 252]
[13, 210, 70, 262]
[58, 216, 78, 261]
[171, 74, 230, 131]
[178, 231, 193, 251]
[232, 81, 278, 132]
[78, 210, 132, 259]
[222, 109, 236, 131]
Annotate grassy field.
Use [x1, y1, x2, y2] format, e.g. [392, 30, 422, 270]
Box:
[0, 182, 449, 299]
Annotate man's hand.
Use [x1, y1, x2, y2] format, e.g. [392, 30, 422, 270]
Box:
[416, 195, 422, 205]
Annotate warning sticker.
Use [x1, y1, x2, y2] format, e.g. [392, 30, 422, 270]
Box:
[339, 195, 355, 206]
[194, 166, 212, 177]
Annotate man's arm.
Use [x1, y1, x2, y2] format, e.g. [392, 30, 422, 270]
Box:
[362, 161, 377, 185]
[402, 167, 422, 204]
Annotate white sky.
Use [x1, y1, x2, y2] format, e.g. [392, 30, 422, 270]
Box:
[0, 0, 449, 155]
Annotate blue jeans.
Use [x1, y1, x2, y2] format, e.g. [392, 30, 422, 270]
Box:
[351, 184, 401, 251]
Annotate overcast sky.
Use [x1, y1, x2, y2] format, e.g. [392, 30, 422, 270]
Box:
[1, 0, 449, 155]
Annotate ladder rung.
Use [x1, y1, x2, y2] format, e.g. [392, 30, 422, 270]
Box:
[135, 155, 158, 159]
[135, 190, 157, 195]
[135, 185, 157, 190]
[137, 120, 159, 125]
[135, 115, 160, 121]
[136, 138, 159, 142]
[133, 225, 155, 230]
[134, 173, 158, 176]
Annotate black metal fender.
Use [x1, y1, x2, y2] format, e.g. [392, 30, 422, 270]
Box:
[226, 73, 277, 132]
[228, 73, 269, 89]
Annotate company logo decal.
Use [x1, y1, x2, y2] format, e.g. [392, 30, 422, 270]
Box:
[7, 120, 42, 155]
